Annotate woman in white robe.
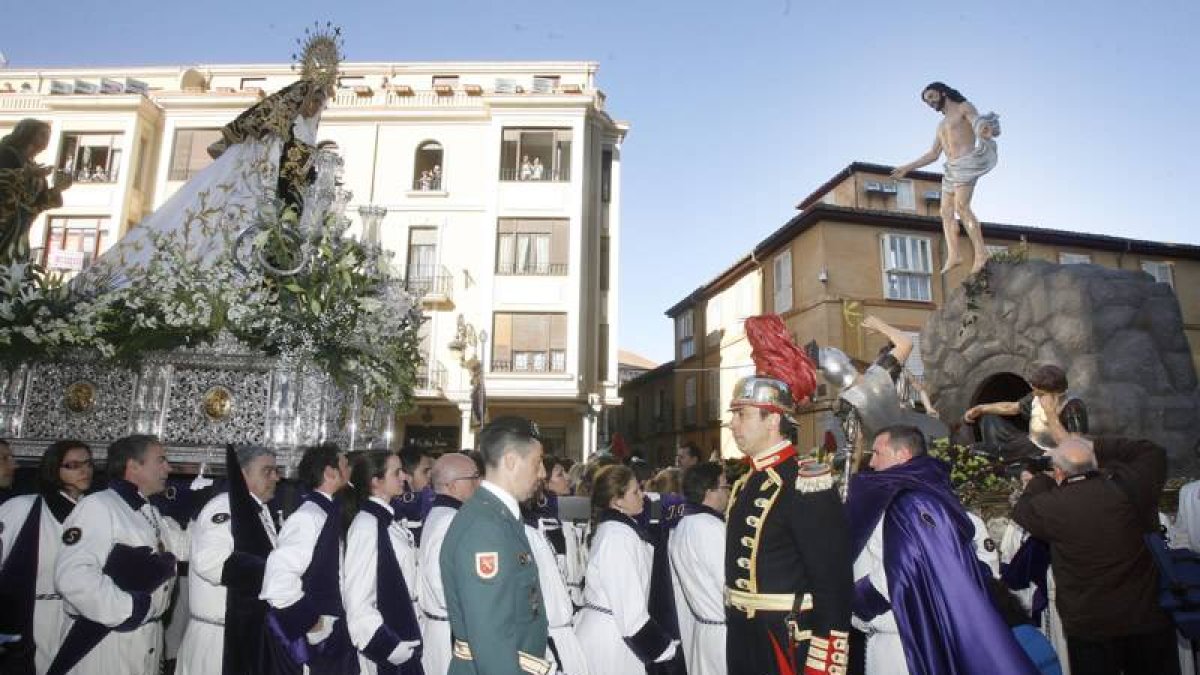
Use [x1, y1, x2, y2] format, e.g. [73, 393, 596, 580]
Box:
[0, 441, 93, 675]
[344, 450, 423, 675]
[575, 465, 677, 675]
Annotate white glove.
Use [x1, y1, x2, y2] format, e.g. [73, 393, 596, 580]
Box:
[388, 639, 421, 665]
[653, 640, 679, 663]
[305, 615, 337, 645]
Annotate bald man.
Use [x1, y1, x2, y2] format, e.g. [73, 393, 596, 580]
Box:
[419, 453, 481, 675]
[1013, 405, 1175, 675]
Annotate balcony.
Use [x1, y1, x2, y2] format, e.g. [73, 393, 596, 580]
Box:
[403, 265, 454, 309]
[498, 166, 571, 182]
[495, 262, 568, 276]
[415, 360, 448, 396]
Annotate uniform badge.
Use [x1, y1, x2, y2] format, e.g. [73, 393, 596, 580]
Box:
[164, 486, 177, 500]
[62, 527, 82, 545]
[518, 552, 532, 566]
[984, 538, 997, 552]
[475, 552, 499, 579]
[213, 513, 231, 524]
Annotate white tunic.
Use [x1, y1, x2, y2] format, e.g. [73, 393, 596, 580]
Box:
[667, 510, 727, 675]
[562, 520, 589, 607]
[851, 518, 909, 675]
[344, 497, 422, 675]
[54, 488, 189, 675]
[575, 519, 673, 675]
[1176, 480, 1200, 554]
[0, 493, 76, 675]
[260, 493, 343, 644]
[524, 524, 589, 675]
[418, 503, 457, 675]
[175, 492, 277, 675]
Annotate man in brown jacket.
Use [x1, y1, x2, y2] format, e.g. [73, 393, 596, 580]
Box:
[1012, 394, 1177, 675]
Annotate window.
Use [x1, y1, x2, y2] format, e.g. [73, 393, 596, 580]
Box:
[58, 132, 123, 183]
[705, 297, 722, 345]
[239, 77, 265, 91]
[1059, 252, 1091, 265]
[500, 128, 572, 181]
[601, 149, 613, 203]
[406, 228, 438, 282]
[532, 75, 560, 93]
[600, 235, 611, 291]
[684, 376, 698, 426]
[706, 368, 721, 420]
[432, 75, 459, 88]
[1141, 261, 1174, 288]
[168, 128, 222, 181]
[495, 219, 568, 275]
[676, 309, 695, 360]
[881, 234, 933, 302]
[491, 313, 568, 373]
[985, 244, 1009, 258]
[773, 251, 793, 313]
[895, 180, 916, 211]
[42, 216, 109, 272]
[413, 141, 444, 191]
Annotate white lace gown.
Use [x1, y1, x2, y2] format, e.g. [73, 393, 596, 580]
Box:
[84, 114, 318, 285]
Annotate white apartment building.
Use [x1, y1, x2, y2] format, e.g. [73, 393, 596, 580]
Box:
[0, 61, 628, 460]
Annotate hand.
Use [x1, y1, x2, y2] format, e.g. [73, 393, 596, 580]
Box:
[1019, 470, 1035, 486]
[53, 170, 73, 191]
[926, 407, 940, 419]
[29, 163, 54, 178]
[963, 406, 982, 423]
[389, 640, 421, 665]
[1037, 392, 1061, 414]
[206, 140, 228, 160]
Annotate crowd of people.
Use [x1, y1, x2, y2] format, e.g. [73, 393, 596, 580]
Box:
[0, 343, 1197, 675]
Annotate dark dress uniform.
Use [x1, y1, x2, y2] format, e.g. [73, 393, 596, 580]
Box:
[440, 482, 551, 675]
[725, 442, 853, 675]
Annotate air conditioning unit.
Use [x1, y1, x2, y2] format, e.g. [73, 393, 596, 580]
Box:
[923, 190, 942, 201]
[494, 78, 517, 94]
[100, 78, 124, 94]
[73, 80, 99, 95]
[532, 77, 556, 93]
[864, 180, 884, 193]
[880, 182, 898, 194]
[49, 80, 74, 95]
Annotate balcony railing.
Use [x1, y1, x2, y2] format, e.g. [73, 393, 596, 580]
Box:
[498, 167, 571, 182]
[415, 360, 448, 393]
[403, 265, 453, 305]
[495, 262, 568, 276]
[411, 176, 444, 191]
[491, 358, 567, 374]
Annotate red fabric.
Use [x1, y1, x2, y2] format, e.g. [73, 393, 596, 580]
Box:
[768, 631, 796, 675]
[745, 315, 818, 404]
[610, 433, 629, 461]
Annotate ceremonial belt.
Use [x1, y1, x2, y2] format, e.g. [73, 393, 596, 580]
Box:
[189, 614, 225, 627]
[452, 639, 553, 675]
[725, 588, 813, 615]
[583, 603, 612, 615]
[35, 593, 63, 601]
[422, 609, 449, 622]
[689, 610, 726, 626]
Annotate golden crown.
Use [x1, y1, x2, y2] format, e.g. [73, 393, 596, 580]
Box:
[291, 21, 343, 92]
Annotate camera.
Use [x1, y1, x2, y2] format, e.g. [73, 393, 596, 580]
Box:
[1004, 455, 1054, 479]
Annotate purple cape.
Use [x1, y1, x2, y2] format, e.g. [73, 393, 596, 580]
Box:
[847, 456, 1038, 675]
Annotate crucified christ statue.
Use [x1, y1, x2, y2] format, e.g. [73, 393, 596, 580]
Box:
[892, 82, 1000, 275]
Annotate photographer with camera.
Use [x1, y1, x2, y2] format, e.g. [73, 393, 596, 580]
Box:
[1012, 393, 1176, 674]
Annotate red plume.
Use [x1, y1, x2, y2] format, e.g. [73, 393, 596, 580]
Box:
[744, 315, 817, 404]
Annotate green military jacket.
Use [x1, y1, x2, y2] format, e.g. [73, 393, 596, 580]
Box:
[439, 483, 551, 675]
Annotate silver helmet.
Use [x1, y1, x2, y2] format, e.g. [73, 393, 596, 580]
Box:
[815, 346, 858, 391]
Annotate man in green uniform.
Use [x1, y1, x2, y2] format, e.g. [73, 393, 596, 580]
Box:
[440, 416, 551, 675]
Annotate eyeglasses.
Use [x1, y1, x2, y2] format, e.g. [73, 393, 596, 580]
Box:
[61, 459, 94, 470]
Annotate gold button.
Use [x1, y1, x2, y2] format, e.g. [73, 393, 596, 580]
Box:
[741, 536, 754, 548]
[754, 498, 769, 508]
[736, 578, 750, 590]
[746, 516, 760, 527]
[737, 557, 751, 569]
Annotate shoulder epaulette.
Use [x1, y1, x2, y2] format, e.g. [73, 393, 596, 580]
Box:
[795, 462, 834, 493]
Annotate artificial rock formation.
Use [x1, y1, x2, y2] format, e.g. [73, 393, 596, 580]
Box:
[922, 259, 1200, 473]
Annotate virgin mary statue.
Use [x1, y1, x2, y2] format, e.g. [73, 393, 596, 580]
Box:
[80, 25, 342, 288]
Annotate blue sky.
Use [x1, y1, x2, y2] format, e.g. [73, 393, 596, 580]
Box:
[5, 0, 1198, 363]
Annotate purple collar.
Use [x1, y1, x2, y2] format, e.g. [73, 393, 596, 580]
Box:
[109, 479, 146, 511]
